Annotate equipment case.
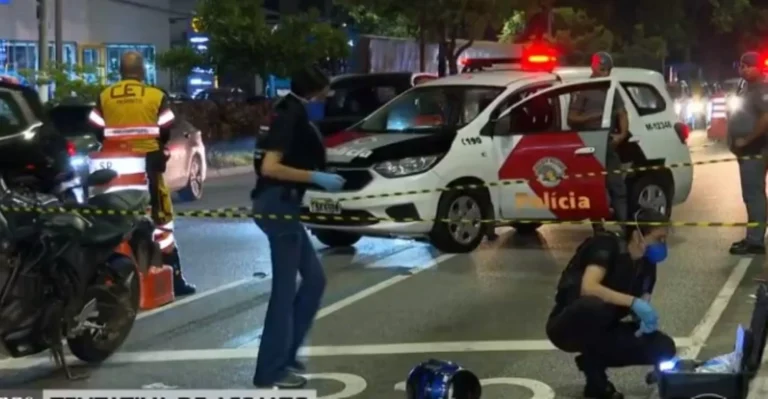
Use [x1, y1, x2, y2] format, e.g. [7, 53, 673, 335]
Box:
[655, 283, 768, 399]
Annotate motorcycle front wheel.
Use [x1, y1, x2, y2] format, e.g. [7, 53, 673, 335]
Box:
[67, 256, 140, 363]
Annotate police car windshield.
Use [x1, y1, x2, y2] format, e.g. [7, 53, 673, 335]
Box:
[356, 85, 503, 133]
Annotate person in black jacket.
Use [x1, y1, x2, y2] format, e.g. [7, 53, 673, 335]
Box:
[546, 208, 676, 399]
[251, 65, 345, 389]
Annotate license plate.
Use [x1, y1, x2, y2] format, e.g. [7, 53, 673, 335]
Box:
[310, 198, 341, 214]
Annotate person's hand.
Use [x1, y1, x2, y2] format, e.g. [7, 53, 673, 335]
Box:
[635, 320, 658, 337]
[310, 172, 346, 192]
[630, 297, 659, 326]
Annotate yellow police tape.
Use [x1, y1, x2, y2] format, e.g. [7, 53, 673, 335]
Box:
[335, 154, 758, 202]
[0, 205, 763, 227]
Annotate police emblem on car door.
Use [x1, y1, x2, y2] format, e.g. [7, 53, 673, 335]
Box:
[490, 79, 615, 222]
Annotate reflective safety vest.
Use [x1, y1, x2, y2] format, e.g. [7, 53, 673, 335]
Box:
[87, 79, 174, 194]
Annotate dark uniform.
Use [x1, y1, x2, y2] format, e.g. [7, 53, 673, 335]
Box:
[728, 77, 768, 253]
[251, 90, 329, 387]
[88, 79, 195, 295]
[569, 88, 629, 223]
[546, 232, 676, 398]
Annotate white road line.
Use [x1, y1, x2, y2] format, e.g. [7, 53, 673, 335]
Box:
[137, 277, 258, 320]
[0, 247, 453, 369]
[0, 338, 694, 369]
[681, 257, 752, 359]
[239, 251, 457, 348]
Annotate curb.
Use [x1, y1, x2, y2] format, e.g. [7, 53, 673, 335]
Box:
[124, 275, 272, 348]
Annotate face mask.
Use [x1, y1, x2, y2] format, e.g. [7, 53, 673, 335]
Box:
[304, 100, 325, 122]
[643, 240, 668, 263]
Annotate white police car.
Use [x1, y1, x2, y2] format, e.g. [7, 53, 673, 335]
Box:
[304, 45, 693, 253]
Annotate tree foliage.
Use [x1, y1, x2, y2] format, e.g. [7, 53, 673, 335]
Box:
[194, 0, 349, 78]
[19, 63, 113, 103]
[337, 0, 527, 76]
[342, 4, 414, 37]
[157, 46, 209, 78]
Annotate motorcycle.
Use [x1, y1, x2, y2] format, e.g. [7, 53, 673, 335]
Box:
[0, 168, 155, 379]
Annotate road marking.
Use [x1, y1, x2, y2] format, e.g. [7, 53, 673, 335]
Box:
[0, 338, 694, 369]
[239, 251, 456, 348]
[682, 257, 751, 358]
[137, 277, 259, 320]
[648, 256, 752, 399]
[307, 373, 367, 399]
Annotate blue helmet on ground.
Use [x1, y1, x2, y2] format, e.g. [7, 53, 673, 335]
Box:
[406, 359, 482, 399]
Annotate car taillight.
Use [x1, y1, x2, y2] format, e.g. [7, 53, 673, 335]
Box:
[674, 122, 689, 144]
[66, 140, 76, 156]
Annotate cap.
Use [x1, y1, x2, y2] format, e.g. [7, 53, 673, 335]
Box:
[741, 51, 760, 67]
[592, 52, 614, 69]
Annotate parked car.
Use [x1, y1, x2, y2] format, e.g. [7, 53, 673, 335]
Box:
[316, 72, 437, 137]
[47, 102, 208, 201]
[193, 87, 247, 103]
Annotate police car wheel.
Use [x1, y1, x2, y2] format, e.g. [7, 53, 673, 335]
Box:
[430, 188, 490, 253]
[313, 229, 361, 247]
[511, 222, 542, 234]
[629, 173, 673, 218]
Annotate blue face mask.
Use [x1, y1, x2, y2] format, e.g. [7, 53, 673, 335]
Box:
[644, 241, 668, 263]
[304, 101, 325, 122]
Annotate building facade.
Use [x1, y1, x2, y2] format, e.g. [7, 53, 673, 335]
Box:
[0, 0, 188, 87]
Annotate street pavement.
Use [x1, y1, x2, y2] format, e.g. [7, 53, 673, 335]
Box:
[1, 132, 767, 399]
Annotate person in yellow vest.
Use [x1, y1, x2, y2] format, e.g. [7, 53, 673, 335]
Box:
[87, 51, 196, 296]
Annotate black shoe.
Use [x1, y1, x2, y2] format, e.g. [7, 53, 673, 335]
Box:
[254, 372, 307, 389]
[287, 360, 306, 373]
[174, 277, 197, 296]
[583, 381, 624, 399]
[729, 241, 766, 255]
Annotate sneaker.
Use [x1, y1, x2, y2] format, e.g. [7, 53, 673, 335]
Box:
[729, 241, 766, 255]
[583, 381, 624, 399]
[254, 372, 307, 389]
[287, 360, 307, 373]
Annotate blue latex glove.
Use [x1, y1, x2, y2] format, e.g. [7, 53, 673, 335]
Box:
[630, 298, 659, 326]
[635, 320, 657, 337]
[310, 172, 346, 192]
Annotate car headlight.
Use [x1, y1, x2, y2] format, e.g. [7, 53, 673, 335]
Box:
[674, 102, 682, 115]
[373, 155, 440, 178]
[70, 155, 87, 167]
[689, 100, 703, 114]
[727, 96, 743, 112]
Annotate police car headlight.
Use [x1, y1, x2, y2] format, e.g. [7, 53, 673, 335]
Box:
[674, 102, 682, 115]
[727, 96, 743, 112]
[373, 155, 440, 178]
[70, 155, 87, 167]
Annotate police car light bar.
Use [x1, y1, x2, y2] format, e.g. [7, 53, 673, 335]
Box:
[459, 42, 558, 73]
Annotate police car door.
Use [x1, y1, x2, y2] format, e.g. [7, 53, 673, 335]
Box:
[491, 79, 614, 222]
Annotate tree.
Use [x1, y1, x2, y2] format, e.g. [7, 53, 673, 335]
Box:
[195, 0, 349, 79]
[266, 10, 350, 77]
[343, 4, 414, 37]
[549, 8, 615, 65]
[339, 0, 528, 76]
[20, 62, 113, 103]
[157, 46, 210, 91]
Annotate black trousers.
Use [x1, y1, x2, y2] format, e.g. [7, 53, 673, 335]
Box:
[546, 296, 676, 375]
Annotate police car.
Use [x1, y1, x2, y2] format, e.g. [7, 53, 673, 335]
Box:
[303, 44, 693, 253]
